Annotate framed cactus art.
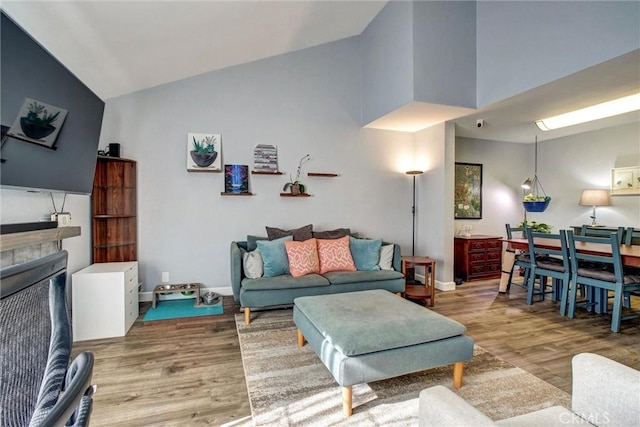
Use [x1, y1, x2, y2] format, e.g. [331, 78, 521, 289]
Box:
[6, 97, 68, 149]
[187, 132, 221, 172]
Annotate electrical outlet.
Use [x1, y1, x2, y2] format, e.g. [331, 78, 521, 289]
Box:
[162, 272, 170, 283]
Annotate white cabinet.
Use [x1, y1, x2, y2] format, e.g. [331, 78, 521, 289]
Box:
[72, 262, 139, 341]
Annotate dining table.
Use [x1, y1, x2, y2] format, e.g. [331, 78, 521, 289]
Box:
[502, 237, 640, 268]
[498, 237, 640, 294]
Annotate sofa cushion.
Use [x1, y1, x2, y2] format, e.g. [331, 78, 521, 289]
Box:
[349, 237, 382, 271]
[317, 236, 356, 274]
[241, 273, 330, 290]
[285, 238, 320, 277]
[312, 228, 351, 239]
[242, 249, 263, 279]
[323, 269, 404, 285]
[256, 236, 293, 277]
[266, 224, 313, 241]
[379, 244, 395, 270]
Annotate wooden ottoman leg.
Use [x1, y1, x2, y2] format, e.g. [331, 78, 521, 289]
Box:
[453, 361, 464, 389]
[343, 386, 352, 417]
[244, 307, 251, 326]
[297, 329, 305, 347]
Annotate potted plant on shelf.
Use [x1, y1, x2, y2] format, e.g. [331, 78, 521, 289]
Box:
[283, 154, 310, 195]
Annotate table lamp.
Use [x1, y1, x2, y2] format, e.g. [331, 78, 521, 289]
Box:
[579, 189, 610, 226]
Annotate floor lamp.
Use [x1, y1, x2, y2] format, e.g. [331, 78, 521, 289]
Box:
[406, 170, 424, 256]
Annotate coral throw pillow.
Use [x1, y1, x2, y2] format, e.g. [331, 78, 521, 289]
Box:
[285, 238, 319, 277]
[317, 236, 356, 274]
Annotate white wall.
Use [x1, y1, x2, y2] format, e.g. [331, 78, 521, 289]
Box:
[99, 37, 414, 293]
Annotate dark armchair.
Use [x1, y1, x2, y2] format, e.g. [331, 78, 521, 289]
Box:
[1, 251, 95, 427]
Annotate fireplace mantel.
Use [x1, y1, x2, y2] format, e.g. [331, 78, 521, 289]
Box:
[0, 226, 81, 252]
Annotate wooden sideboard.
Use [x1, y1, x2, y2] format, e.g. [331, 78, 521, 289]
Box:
[454, 235, 502, 282]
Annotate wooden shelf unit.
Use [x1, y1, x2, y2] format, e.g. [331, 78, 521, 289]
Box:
[92, 157, 137, 263]
[307, 172, 338, 177]
[280, 193, 311, 197]
[251, 171, 282, 175]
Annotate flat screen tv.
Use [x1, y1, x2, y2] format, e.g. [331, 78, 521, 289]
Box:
[0, 12, 104, 195]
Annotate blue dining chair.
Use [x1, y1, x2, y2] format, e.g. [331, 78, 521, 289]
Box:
[624, 227, 640, 245]
[525, 228, 571, 314]
[504, 224, 531, 291]
[566, 230, 640, 333]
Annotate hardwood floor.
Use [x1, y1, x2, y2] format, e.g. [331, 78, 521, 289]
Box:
[72, 279, 640, 426]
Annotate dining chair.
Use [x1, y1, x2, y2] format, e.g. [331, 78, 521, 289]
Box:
[580, 225, 625, 241]
[624, 227, 640, 245]
[566, 230, 640, 333]
[504, 224, 531, 291]
[525, 228, 571, 314]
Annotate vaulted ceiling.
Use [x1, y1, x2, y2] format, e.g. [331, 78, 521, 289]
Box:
[2, 1, 638, 142]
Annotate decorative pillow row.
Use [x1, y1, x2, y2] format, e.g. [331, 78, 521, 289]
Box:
[243, 236, 394, 279]
[247, 225, 353, 251]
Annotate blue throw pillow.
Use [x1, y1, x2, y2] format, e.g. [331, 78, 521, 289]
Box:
[349, 237, 382, 271]
[257, 235, 294, 277]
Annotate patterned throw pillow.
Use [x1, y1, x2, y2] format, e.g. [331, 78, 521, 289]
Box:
[285, 239, 319, 277]
[265, 224, 313, 241]
[379, 244, 395, 270]
[256, 236, 294, 277]
[316, 236, 356, 274]
[242, 249, 263, 279]
[349, 237, 382, 271]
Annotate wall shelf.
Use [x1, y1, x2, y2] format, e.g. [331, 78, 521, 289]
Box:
[0, 226, 81, 252]
[221, 192, 254, 196]
[307, 172, 338, 177]
[251, 171, 282, 175]
[280, 193, 311, 197]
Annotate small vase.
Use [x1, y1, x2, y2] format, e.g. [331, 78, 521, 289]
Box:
[290, 183, 301, 195]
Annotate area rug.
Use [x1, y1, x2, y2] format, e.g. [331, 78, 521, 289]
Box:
[235, 309, 571, 426]
[143, 299, 223, 321]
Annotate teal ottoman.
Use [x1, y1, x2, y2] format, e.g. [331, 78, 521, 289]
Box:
[293, 289, 474, 417]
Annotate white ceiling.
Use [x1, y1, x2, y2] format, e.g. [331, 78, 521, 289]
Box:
[2, 1, 639, 142]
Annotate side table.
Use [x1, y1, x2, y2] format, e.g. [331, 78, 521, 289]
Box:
[401, 256, 436, 307]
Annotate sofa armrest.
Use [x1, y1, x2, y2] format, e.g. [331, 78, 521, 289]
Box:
[230, 242, 245, 302]
[571, 353, 640, 427]
[419, 386, 496, 427]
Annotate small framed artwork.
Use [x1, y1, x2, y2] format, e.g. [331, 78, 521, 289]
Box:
[7, 98, 68, 149]
[224, 164, 250, 194]
[611, 166, 640, 196]
[253, 144, 279, 173]
[454, 162, 482, 219]
[187, 133, 221, 172]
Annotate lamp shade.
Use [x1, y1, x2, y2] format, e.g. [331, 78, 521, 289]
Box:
[579, 189, 610, 206]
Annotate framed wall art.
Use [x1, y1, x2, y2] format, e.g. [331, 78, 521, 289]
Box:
[224, 164, 250, 194]
[611, 166, 640, 196]
[7, 98, 68, 149]
[454, 162, 483, 219]
[187, 133, 221, 172]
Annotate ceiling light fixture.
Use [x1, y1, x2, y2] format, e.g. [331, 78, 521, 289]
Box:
[535, 93, 640, 131]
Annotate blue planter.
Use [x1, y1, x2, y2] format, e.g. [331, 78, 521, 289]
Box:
[523, 199, 550, 212]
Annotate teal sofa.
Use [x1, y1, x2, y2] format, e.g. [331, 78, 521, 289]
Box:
[230, 240, 405, 325]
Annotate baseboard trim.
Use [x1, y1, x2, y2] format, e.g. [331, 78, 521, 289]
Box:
[414, 273, 455, 292]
